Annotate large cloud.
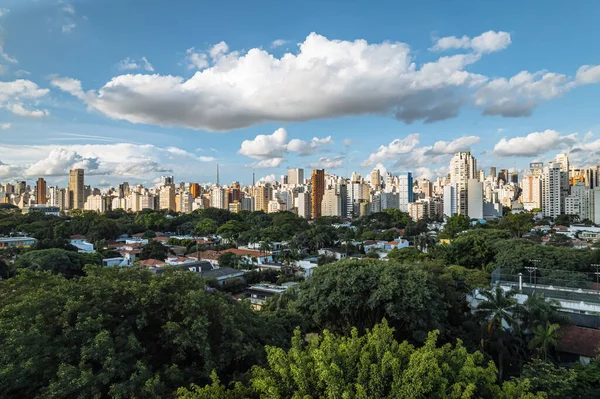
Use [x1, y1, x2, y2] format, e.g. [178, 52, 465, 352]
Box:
[492, 130, 578, 157]
[0, 79, 49, 118]
[307, 156, 345, 169]
[427, 135, 481, 155]
[361, 134, 421, 166]
[363, 134, 480, 171]
[0, 160, 23, 179]
[238, 128, 333, 167]
[0, 143, 214, 180]
[24, 148, 100, 176]
[52, 31, 600, 132]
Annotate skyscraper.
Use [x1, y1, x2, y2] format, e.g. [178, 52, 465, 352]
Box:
[254, 184, 273, 213]
[450, 152, 476, 216]
[398, 172, 413, 212]
[36, 178, 47, 205]
[68, 168, 85, 210]
[370, 169, 381, 189]
[311, 169, 325, 219]
[542, 162, 561, 218]
[489, 167, 497, 179]
[287, 168, 304, 186]
[521, 175, 542, 210]
[190, 183, 201, 198]
[467, 178, 483, 220]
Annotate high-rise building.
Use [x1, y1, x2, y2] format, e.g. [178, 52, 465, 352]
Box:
[254, 185, 273, 213]
[443, 184, 458, 216]
[210, 187, 226, 209]
[450, 152, 476, 215]
[84, 194, 106, 213]
[370, 169, 381, 189]
[467, 179, 483, 220]
[295, 192, 311, 219]
[287, 168, 305, 186]
[321, 189, 342, 217]
[48, 186, 67, 210]
[159, 186, 176, 211]
[511, 172, 519, 185]
[489, 167, 497, 179]
[556, 153, 570, 213]
[311, 169, 325, 219]
[542, 162, 561, 218]
[521, 175, 542, 210]
[398, 172, 413, 212]
[68, 168, 85, 210]
[190, 183, 202, 198]
[36, 178, 47, 205]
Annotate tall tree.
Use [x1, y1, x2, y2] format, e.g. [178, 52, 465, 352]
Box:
[528, 322, 560, 362]
[476, 285, 521, 382]
[178, 322, 544, 399]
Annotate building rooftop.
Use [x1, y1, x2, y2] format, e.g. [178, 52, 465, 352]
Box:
[558, 326, 600, 358]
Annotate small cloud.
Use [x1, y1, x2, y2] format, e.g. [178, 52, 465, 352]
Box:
[117, 57, 154, 72]
[185, 47, 209, 70]
[11, 104, 50, 119]
[0, 8, 9, 18]
[343, 139, 352, 147]
[584, 131, 594, 141]
[271, 39, 288, 48]
[62, 23, 76, 34]
[497, 128, 504, 133]
[0, 123, 11, 130]
[63, 5, 75, 15]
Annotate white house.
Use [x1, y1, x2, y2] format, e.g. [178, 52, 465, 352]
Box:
[70, 235, 95, 253]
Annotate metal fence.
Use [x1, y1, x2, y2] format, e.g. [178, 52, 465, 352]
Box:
[491, 266, 600, 305]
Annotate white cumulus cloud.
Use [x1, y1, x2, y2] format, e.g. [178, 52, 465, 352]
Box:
[0, 123, 10, 129]
[427, 136, 481, 155]
[492, 130, 578, 157]
[238, 128, 333, 166]
[307, 156, 345, 169]
[361, 133, 420, 167]
[431, 30, 512, 53]
[10, 104, 49, 118]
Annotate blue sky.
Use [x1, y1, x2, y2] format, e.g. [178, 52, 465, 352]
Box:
[1, 0, 599, 187]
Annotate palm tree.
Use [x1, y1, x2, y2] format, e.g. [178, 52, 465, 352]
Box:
[528, 322, 561, 362]
[476, 285, 521, 382]
[260, 240, 272, 257]
[521, 293, 568, 331]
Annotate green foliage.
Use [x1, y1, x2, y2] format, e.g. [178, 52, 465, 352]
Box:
[195, 218, 218, 235]
[13, 248, 97, 277]
[499, 213, 534, 238]
[218, 252, 239, 268]
[517, 359, 577, 398]
[431, 233, 496, 270]
[178, 322, 545, 399]
[0, 267, 289, 398]
[140, 240, 170, 261]
[492, 240, 590, 273]
[290, 259, 470, 344]
[387, 247, 426, 262]
[440, 214, 471, 238]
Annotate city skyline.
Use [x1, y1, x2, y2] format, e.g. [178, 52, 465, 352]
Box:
[1, 1, 600, 186]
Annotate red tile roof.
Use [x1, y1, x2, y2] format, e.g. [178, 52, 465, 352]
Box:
[70, 234, 86, 239]
[153, 237, 169, 242]
[558, 326, 600, 358]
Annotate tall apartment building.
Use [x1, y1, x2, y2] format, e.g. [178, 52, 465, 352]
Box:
[68, 168, 85, 210]
[321, 189, 342, 217]
[398, 172, 413, 212]
[370, 169, 381, 190]
[467, 178, 483, 220]
[159, 186, 176, 211]
[556, 153, 570, 214]
[176, 192, 193, 213]
[287, 168, 304, 186]
[489, 167, 497, 179]
[450, 152, 476, 216]
[84, 194, 106, 213]
[443, 183, 458, 216]
[36, 178, 47, 205]
[48, 186, 67, 210]
[311, 169, 325, 219]
[210, 187, 227, 209]
[295, 192, 311, 219]
[521, 174, 542, 210]
[190, 183, 202, 198]
[565, 183, 594, 221]
[542, 162, 561, 218]
[254, 184, 272, 213]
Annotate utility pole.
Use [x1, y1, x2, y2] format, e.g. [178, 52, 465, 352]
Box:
[526, 259, 540, 291]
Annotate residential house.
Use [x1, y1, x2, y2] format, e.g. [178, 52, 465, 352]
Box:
[70, 235, 95, 253]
